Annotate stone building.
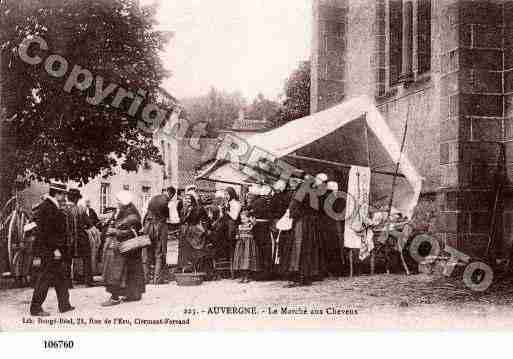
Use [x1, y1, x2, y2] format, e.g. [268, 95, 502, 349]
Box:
[311, 0, 513, 259]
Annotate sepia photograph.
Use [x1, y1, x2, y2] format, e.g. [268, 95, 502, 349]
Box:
[1, 0, 513, 342]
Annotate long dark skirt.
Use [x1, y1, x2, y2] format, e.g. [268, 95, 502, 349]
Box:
[277, 230, 293, 275]
[253, 222, 272, 274]
[102, 237, 145, 299]
[226, 218, 238, 260]
[177, 225, 211, 272]
[0, 238, 9, 273]
[319, 218, 344, 276]
[289, 216, 324, 279]
[209, 219, 230, 260]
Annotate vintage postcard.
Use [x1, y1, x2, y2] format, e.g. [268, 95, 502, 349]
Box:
[1, 0, 513, 336]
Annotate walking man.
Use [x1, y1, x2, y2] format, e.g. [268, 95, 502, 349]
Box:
[144, 186, 175, 284]
[30, 182, 75, 316]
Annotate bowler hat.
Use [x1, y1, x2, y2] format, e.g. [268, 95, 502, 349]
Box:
[49, 182, 68, 193]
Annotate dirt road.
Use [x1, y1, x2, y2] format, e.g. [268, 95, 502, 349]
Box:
[1, 273, 513, 330]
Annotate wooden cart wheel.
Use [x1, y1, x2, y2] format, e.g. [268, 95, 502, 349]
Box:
[7, 209, 28, 272]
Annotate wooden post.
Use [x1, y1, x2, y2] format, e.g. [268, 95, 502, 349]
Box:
[349, 249, 353, 278]
[363, 120, 375, 276]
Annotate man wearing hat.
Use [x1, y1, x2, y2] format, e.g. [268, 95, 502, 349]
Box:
[144, 186, 176, 284]
[30, 182, 75, 316]
[64, 188, 93, 286]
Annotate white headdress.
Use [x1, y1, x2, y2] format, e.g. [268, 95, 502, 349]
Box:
[315, 173, 328, 183]
[273, 179, 286, 192]
[326, 181, 339, 192]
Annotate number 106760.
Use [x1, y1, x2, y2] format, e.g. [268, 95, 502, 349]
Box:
[43, 340, 74, 349]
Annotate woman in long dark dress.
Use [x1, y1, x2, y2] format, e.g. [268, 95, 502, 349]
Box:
[206, 190, 230, 260]
[249, 185, 273, 280]
[224, 187, 241, 261]
[177, 192, 210, 270]
[319, 181, 345, 277]
[101, 191, 145, 306]
[286, 175, 325, 287]
[270, 180, 294, 278]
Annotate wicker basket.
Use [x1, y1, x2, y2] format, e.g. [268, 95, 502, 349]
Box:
[175, 272, 206, 286]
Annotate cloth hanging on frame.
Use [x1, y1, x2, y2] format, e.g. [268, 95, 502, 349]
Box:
[344, 166, 373, 259]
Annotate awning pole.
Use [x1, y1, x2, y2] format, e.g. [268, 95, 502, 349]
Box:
[285, 154, 405, 178]
[197, 177, 246, 188]
[387, 107, 409, 217]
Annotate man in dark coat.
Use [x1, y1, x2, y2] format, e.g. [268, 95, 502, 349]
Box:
[30, 183, 74, 316]
[144, 186, 175, 284]
[64, 188, 93, 286]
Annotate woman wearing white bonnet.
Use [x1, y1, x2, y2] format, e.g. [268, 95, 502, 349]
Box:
[320, 180, 344, 278]
[314, 173, 328, 187]
[101, 189, 145, 306]
[259, 184, 272, 196]
[326, 181, 338, 192]
[273, 179, 287, 193]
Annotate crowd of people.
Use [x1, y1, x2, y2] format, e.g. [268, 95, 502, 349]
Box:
[27, 171, 351, 316]
[170, 172, 347, 288]
[27, 182, 150, 315]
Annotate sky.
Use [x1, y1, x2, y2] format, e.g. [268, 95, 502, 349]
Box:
[150, 0, 312, 102]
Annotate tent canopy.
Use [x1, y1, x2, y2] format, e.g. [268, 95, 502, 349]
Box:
[197, 95, 423, 218]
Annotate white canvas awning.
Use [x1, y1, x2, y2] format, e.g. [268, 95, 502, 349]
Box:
[197, 95, 423, 218]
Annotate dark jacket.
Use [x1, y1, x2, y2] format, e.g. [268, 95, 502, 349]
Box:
[250, 195, 273, 220]
[86, 207, 100, 227]
[270, 191, 293, 219]
[146, 194, 170, 222]
[33, 198, 67, 257]
[63, 203, 92, 257]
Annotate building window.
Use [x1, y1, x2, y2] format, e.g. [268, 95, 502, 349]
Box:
[336, 22, 344, 39]
[141, 185, 152, 213]
[417, 0, 431, 74]
[100, 182, 111, 214]
[389, 0, 403, 86]
[122, 184, 130, 191]
[387, 0, 431, 87]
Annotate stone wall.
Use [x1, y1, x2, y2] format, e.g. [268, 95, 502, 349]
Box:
[311, 0, 513, 258]
[438, 0, 506, 258]
[311, 0, 347, 112]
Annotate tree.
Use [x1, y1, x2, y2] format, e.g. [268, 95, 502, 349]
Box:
[0, 0, 172, 203]
[245, 93, 280, 125]
[272, 60, 310, 127]
[180, 87, 246, 136]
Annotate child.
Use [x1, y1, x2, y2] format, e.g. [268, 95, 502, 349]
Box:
[232, 209, 259, 283]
